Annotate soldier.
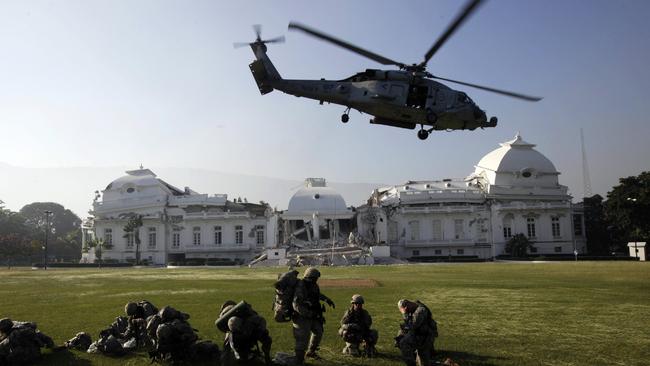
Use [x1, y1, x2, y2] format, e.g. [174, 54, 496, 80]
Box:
[0, 318, 54, 365]
[218, 301, 272, 365]
[122, 300, 157, 348]
[395, 299, 438, 366]
[64, 332, 93, 351]
[291, 267, 335, 365]
[338, 294, 378, 357]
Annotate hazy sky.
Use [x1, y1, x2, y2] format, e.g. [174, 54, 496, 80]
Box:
[1, 0, 649, 205]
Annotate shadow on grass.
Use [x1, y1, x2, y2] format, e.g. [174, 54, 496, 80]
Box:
[371, 349, 506, 366]
[35, 349, 93, 365]
[437, 350, 508, 366]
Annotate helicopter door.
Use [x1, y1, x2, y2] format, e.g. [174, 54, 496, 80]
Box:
[406, 85, 428, 109]
[389, 84, 405, 103]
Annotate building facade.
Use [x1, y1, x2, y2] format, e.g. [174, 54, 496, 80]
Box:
[81, 168, 276, 265]
[81, 134, 586, 264]
[356, 134, 586, 260]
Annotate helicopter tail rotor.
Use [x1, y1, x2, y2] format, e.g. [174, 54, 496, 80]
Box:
[233, 24, 285, 49]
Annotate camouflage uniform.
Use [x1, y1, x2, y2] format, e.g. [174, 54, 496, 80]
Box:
[122, 300, 158, 348]
[0, 318, 54, 365]
[219, 302, 272, 366]
[338, 295, 378, 357]
[64, 332, 93, 351]
[291, 267, 335, 364]
[396, 300, 438, 366]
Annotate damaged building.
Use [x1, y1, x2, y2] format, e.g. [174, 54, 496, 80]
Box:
[80, 134, 586, 265]
[81, 168, 276, 265]
[355, 134, 586, 261]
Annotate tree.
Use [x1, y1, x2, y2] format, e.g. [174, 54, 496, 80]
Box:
[19, 202, 82, 261]
[87, 237, 105, 266]
[505, 233, 534, 258]
[583, 195, 611, 255]
[19, 202, 81, 238]
[122, 214, 143, 265]
[0, 200, 36, 263]
[605, 171, 650, 247]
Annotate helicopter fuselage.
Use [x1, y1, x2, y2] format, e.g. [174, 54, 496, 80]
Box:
[248, 42, 497, 135]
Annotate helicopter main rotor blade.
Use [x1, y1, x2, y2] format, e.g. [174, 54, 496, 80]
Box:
[420, 0, 484, 68]
[288, 21, 405, 68]
[263, 36, 285, 44]
[233, 42, 251, 49]
[432, 75, 542, 101]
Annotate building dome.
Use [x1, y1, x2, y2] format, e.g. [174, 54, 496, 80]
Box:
[286, 178, 348, 214]
[476, 134, 558, 174]
[472, 133, 561, 190]
[101, 168, 175, 204]
[105, 168, 160, 192]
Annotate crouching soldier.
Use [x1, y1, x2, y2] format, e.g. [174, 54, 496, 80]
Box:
[292, 267, 335, 365]
[338, 294, 378, 357]
[395, 299, 438, 366]
[216, 300, 272, 365]
[122, 300, 158, 348]
[0, 318, 54, 365]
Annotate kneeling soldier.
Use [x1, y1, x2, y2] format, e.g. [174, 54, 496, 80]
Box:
[218, 301, 272, 365]
[338, 294, 378, 357]
[395, 299, 438, 366]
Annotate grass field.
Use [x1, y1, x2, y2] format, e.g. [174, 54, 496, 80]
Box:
[1, 262, 649, 366]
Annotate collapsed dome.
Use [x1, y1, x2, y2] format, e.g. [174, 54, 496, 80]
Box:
[286, 178, 348, 214]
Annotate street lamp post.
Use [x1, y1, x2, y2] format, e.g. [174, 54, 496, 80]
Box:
[43, 210, 53, 270]
[626, 197, 640, 259]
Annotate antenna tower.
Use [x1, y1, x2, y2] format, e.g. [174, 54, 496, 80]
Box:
[580, 128, 592, 198]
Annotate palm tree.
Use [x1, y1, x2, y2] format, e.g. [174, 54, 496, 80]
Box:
[86, 237, 105, 267]
[123, 215, 143, 265]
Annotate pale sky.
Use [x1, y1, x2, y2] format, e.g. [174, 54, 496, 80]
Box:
[1, 0, 649, 208]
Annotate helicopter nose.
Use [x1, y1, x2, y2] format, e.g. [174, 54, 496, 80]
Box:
[473, 107, 486, 121]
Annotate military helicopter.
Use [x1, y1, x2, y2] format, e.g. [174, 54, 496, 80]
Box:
[235, 0, 541, 140]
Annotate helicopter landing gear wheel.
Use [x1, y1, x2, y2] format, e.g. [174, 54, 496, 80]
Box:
[426, 108, 437, 124]
[417, 128, 429, 140]
[341, 107, 351, 123]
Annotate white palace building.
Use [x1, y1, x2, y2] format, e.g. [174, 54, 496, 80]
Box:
[81, 168, 276, 265]
[81, 134, 586, 264]
[356, 133, 586, 260]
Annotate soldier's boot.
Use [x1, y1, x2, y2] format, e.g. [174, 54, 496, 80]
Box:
[365, 344, 377, 358]
[294, 350, 305, 366]
[349, 343, 360, 357]
[305, 347, 321, 360]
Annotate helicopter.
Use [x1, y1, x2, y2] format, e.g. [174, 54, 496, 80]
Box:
[234, 0, 541, 140]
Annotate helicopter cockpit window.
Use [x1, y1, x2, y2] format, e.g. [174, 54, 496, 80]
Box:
[458, 93, 472, 104]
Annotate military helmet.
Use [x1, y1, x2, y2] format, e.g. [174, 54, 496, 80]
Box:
[125, 302, 138, 316]
[220, 300, 237, 314]
[159, 306, 180, 322]
[0, 318, 13, 333]
[351, 294, 365, 304]
[227, 316, 244, 333]
[304, 267, 321, 279]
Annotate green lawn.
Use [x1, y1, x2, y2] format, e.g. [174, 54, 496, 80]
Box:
[1, 262, 649, 366]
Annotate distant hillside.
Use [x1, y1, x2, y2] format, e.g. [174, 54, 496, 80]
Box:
[0, 164, 382, 218]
